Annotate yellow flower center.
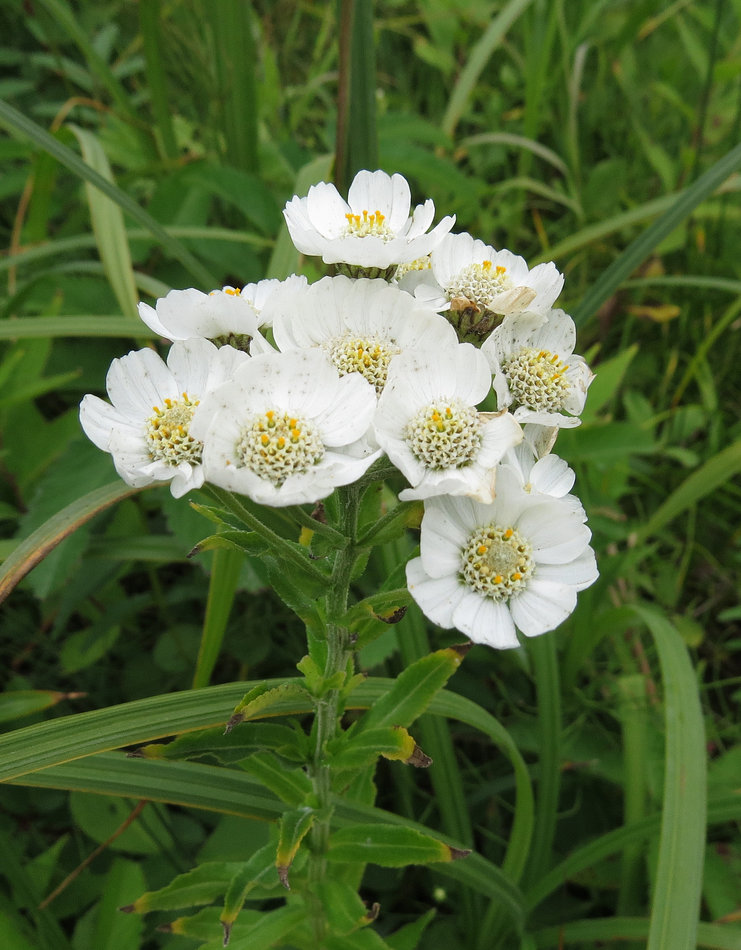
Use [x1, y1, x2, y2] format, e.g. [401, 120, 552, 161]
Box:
[235, 410, 324, 486]
[501, 347, 570, 413]
[324, 334, 399, 394]
[405, 401, 481, 469]
[145, 394, 202, 465]
[447, 261, 511, 310]
[460, 525, 534, 601]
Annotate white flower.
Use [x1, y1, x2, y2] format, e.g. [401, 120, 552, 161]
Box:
[79, 339, 247, 498]
[271, 275, 458, 396]
[190, 349, 381, 507]
[483, 309, 594, 428]
[283, 169, 455, 271]
[406, 467, 598, 649]
[137, 278, 306, 349]
[374, 344, 522, 503]
[429, 231, 564, 323]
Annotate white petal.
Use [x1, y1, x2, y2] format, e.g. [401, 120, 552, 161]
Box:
[509, 579, 577, 636]
[406, 558, 465, 628]
[452, 593, 519, 648]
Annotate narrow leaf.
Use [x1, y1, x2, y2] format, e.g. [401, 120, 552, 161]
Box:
[328, 824, 467, 867]
[276, 807, 315, 888]
[0, 482, 146, 606]
[122, 862, 240, 914]
[239, 752, 313, 806]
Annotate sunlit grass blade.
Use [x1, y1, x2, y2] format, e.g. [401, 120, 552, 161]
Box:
[631, 605, 706, 950]
[0, 482, 147, 606]
[442, 0, 534, 137]
[0, 99, 217, 288]
[636, 438, 741, 542]
[192, 548, 244, 689]
[571, 141, 741, 326]
[68, 124, 139, 319]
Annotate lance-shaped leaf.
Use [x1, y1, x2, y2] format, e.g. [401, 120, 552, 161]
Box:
[209, 904, 306, 950]
[276, 807, 316, 890]
[161, 905, 261, 939]
[327, 825, 469, 867]
[0, 690, 85, 724]
[239, 752, 313, 807]
[386, 908, 436, 950]
[356, 646, 470, 734]
[120, 862, 240, 915]
[132, 722, 307, 765]
[220, 841, 283, 944]
[189, 530, 268, 559]
[330, 726, 431, 770]
[325, 930, 393, 950]
[314, 880, 379, 937]
[226, 682, 310, 733]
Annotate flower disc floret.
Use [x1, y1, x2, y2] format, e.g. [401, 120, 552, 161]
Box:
[146, 394, 202, 465]
[324, 334, 399, 394]
[446, 261, 511, 311]
[235, 410, 324, 486]
[501, 347, 570, 413]
[459, 525, 533, 601]
[405, 401, 482, 470]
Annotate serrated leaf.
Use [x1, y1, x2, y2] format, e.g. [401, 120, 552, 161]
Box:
[328, 824, 465, 867]
[357, 646, 469, 733]
[226, 682, 310, 733]
[330, 726, 429, 770]
[314, 880, 377, 937]
[276, 807, 316, 889]
[220, 841, 281, 934]
[0, 689, 80, 724]
[122, 862, 240, 914]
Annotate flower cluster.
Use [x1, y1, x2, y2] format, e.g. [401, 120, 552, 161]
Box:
[81, 169, 597, 649]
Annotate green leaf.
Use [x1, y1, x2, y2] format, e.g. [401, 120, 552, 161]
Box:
[203, 905, 306, 950]
[357, 646, 468, 733]
[0, 481, 147, 606]
[226, 682, 311, 734]
[239, 752, 313, 807]
[631, 606, 707, 950]
[276, 807, 316, 888]
[314, 880, 377, 937]
[327, 824, 466, 867]
[531, 918, 741, 949]
[329, 726, 430, 770]
[221, 841, 282, 935]
[122, 862, 240, 914]
[0, 316, 157, 339]
[192, 547, 244, 689]
[0, 690, 76, 724]
[67, 124, 139, 320]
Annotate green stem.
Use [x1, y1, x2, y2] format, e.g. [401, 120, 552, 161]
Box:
[307, 485, 361, 944]
[205, 486, 329, 585]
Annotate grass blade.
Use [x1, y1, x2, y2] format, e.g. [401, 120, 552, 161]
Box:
[442, 0, 534, 137]
[0, 99, 217, 288]
[192, 548, 243, 689]
[336, 0, 378, 191]
[0, 316, 156, 339]
[68, 124, 139, 319]
[138, 0, 178, 160]
[632, 605, 706, 950]
[0, 482, 146, 606]
[571, 141, 741, 326]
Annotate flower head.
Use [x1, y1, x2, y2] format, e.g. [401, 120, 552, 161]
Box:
[190, 349, 381, 506]
[406, 467, 597, 648]
[283, 169, 455, 274]
[271, 275, 458, 396]
[79, 339, 246, 498]
[421, 232, 564, 343]
[137, 277, 306, 351]
[483, 309, 594, 429]
[375, 344, 522, 502]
